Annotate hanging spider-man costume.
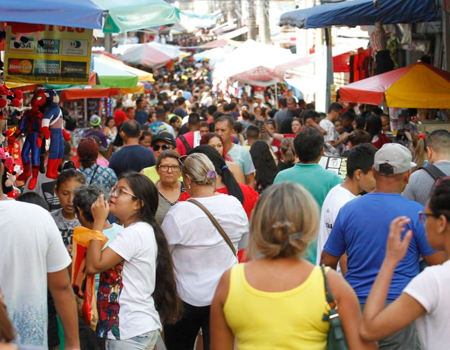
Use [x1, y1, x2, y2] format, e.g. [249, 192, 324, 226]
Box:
[12, 90, 47, 189]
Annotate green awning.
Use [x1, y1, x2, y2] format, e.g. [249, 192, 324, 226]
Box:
[93, 57, 138, 88]
[93, 0, 180, 33]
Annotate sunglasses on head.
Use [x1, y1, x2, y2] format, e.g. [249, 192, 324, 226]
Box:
[153, 144, 171, 151]
[178, 155, 188, 165]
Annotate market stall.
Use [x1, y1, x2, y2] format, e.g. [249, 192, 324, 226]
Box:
[339, 62, 450, 133]
[340, 62, 450, 108]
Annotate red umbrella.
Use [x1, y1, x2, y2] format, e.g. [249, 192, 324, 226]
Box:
[340, 62, 450, 108]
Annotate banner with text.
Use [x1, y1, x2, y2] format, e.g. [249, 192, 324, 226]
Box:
[5, 25, 93, 85]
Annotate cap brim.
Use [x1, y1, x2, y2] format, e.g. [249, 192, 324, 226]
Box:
[411, 161, 417, 169]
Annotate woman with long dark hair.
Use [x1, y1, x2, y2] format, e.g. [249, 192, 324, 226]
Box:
[86, 172, 181, 350]
[180, 145, 259, 219]
[366, 115, 391, 149]
[250, 140, 278, 193]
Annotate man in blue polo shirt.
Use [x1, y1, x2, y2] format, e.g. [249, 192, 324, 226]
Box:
[322, 143, 444, 349]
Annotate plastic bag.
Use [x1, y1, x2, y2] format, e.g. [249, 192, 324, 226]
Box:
[71, 226, 108, 330]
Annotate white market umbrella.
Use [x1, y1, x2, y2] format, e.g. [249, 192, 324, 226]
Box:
[213, 40, 304, 86]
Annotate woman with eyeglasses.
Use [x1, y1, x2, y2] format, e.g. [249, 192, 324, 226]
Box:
[154, 150, 184, 225]
[86, 172, 182, 350]
[162, 153, 249, 350]
[141, 132, 177, 184]
[361, 179, 450, 349]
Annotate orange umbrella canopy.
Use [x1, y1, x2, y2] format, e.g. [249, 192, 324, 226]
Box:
[340, 62, 450, 108]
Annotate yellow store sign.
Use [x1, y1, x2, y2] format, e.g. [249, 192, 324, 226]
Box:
[5, 25, 93, 84]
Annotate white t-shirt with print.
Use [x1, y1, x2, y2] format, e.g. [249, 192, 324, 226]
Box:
[320, 118, 337, 142]
[106, 222, 161, 340]
[403, 261, 450, 350]
[162, 194, 249, 307]
[316, 185, 356, 266]
[0, 201, 71, 347]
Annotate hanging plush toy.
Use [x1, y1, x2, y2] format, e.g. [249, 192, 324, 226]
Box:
[0, 148, 21, 198]
[0, 85, 22, 120]
[7, 22, 45, 49]
[40, 89, 70, 179]
[9, 89, 47, 189]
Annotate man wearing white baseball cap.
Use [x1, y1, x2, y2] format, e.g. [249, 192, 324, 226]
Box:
[322, 143, 445, 349]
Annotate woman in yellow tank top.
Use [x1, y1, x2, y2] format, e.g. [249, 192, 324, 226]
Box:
[211, 182, 377, 350]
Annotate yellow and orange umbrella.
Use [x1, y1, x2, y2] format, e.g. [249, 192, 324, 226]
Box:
[340, 62, 450, 108]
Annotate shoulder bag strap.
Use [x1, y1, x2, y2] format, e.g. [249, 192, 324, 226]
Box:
[321, 264, 348, 349]
[179, 135, 192, 152]
[320, 264, 335, 307]
[420, 164, 446, 182]
[89, 165, 100, 185]
[188, 199, 237, 256]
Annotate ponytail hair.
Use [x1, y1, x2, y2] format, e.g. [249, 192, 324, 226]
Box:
[188, 145, 244, 204]
[412, 134, 427, 172]
[119, 172, 182, 324]
[280, 137, 295, 166]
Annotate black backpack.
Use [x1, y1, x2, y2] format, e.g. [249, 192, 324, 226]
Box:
[420, 164, 450, 187]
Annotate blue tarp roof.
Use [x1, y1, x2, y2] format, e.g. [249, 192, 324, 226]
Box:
[0, 0, 104, 30]
[279, 0, 438, 29]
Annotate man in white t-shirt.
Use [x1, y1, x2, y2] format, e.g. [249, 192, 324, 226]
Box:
[319, 102, 349, 153]
[0, 161, 79, 348]
[317, 144, 377, 269]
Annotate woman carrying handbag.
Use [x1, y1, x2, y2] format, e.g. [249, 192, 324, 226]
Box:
[210, 182, 377, 350]
[162, 153, 249, 350]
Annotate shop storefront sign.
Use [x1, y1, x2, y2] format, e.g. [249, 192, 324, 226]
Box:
[5, 25, 93, 84]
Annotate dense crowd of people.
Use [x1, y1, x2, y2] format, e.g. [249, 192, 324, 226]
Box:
[1, 57, 450, 350]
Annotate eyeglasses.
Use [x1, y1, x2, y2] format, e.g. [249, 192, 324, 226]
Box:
[419, 211, 436, 224]
[158, 165, 181, 172]
[153, 144, 171, 151]
[419, 210, 450, 224]
[110, 186, 137, 199]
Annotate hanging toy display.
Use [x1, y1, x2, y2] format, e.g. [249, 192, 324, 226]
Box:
[6, 22, 46, 49]
[40, 89, 71, 179]
[9, 89, 48, 189]
[0, 84, 22, 120]
[0, 148, 21, 198]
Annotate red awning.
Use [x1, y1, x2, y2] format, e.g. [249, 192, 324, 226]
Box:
[60, 88, 119, 101]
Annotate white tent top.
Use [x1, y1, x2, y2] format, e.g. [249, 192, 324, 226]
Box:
[213, 40, 304, 86]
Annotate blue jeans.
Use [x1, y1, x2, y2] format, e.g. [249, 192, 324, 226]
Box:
[106, 330, 159, 350]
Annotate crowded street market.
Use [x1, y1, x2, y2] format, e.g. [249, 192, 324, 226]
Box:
[1, 0, 450, 349]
